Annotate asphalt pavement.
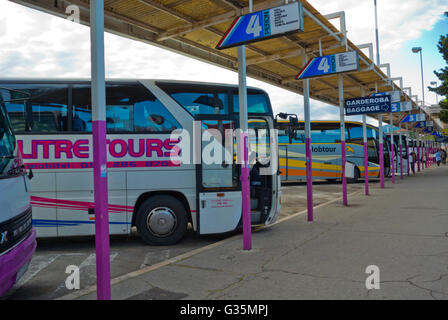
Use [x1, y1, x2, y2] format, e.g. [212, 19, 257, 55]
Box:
[60, 165, 448, 300]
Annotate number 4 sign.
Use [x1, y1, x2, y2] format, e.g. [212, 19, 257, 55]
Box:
[318, 57, 331, 73]
[246, 15, 262, 37]
[216, 2, 304, 50]
[296, 51, 359, 80]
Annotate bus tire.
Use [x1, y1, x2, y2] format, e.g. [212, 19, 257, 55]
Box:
[136, 195, 188, 246]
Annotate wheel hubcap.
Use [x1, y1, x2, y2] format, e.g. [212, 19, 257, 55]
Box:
[146, 207, 177, 237]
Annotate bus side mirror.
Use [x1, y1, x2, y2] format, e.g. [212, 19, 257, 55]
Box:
[288, 128, 297, 144]
[288, 116, 299, 143]
[28, 168, 34, 180]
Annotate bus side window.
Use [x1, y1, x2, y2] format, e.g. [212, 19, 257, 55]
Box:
[367, 138, 379, 163]
[133, 98, 181, 133]
[1, 84, 68, 133]
[72, 83, 181, 133]
[292, 129, 305, 143]
[277, 128, 289, 144]
[72, 85, 91, 132]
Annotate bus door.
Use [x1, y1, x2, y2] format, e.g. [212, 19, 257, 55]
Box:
[196, 117, 242, 235]
[248, 117, 276, 224]
[384, 137, 391, 176]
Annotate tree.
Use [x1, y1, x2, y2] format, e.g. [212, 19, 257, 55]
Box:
[429, 12, 448, 122]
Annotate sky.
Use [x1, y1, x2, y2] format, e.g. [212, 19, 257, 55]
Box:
[0, 0, 447, 126]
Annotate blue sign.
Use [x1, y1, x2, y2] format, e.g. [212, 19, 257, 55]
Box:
[344, 95, 391, 116]
[371, 91, 401, 102]
[296, 51, 359, 79]
[415, 121, 425, 128]
[217, 2, 303, 50]
[390, 101, 412, 113]
[401, 113, 426, 123]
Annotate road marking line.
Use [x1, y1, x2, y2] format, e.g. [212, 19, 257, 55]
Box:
[57, 189, 364, 300]
[52, 252, 119, 298]
[3, 254, 61, 298]
[16, 254, 61, 288]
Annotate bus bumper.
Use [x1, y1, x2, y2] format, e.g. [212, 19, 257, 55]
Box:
[0, 229, 37, 296]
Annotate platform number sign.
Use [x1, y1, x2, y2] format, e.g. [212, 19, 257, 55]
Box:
[246, 14, 262, 37]
[391, 101, 412, 113]
[318, 56, 332, 73]
[216, 2, 304, 50]
[296, 51, 359, 80]
[401, 113, 426, 123]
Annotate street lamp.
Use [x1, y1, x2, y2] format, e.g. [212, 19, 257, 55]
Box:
[412, 47, 425, 108]
[412, 47, 426, 170]
[430, 81, 439, 103]
[374, 0, 380, 64]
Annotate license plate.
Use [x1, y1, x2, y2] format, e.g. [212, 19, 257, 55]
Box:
[15, 261, 30, 283]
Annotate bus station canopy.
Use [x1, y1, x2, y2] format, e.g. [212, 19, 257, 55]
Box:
[10, 0, 429, 129]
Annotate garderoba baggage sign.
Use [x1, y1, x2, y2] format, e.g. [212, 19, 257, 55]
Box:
[344, 95, 391, 116]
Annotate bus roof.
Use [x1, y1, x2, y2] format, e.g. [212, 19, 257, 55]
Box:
[0, 78, 263, 92]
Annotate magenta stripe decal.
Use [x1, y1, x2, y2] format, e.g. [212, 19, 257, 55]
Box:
[25, 160, 180, 170]
[30, 196, 134, 213]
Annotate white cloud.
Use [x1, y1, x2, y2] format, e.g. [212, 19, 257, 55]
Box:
[309, 0, 446, 53]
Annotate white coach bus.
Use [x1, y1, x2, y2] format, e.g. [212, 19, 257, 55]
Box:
[0, 88, 35, 295]
[0, 79, 281, 245]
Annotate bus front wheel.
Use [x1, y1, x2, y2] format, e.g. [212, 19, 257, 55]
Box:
[136, 195, 188, 246]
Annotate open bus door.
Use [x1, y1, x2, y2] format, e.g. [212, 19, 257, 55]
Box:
[196, 116, 242, 235]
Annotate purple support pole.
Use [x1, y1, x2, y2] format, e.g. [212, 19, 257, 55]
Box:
[423, 137, 426, 168]
[305, 138, 314, 221]
[391, 140, 395, 183]
[92, 121, 110, 300]
[338, 75, 347, 206]
[90, 0, 111, 300]
[379, 142, 384, 187]
[302, 64, 313, 221]
[240, 132, 251, 250]
[379, 113, 385, 188]
[406, 141, 410, 176]
[361, 94, 368, 196]
[364, 141, 369, 195]
[341, 141, 347, 205]
[417, 136, 421, 172]
[390, 114, 395, 184]
[400, 142, 403, 179]
[406, 123, 410, 176]
[413, 137, 416, 174]
[237, 44, 251, 251]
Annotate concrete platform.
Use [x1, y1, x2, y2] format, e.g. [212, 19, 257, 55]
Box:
[63, 165, 448, 300]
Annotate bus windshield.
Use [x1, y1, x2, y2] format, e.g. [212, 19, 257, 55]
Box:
[0, 103, 16, 177]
